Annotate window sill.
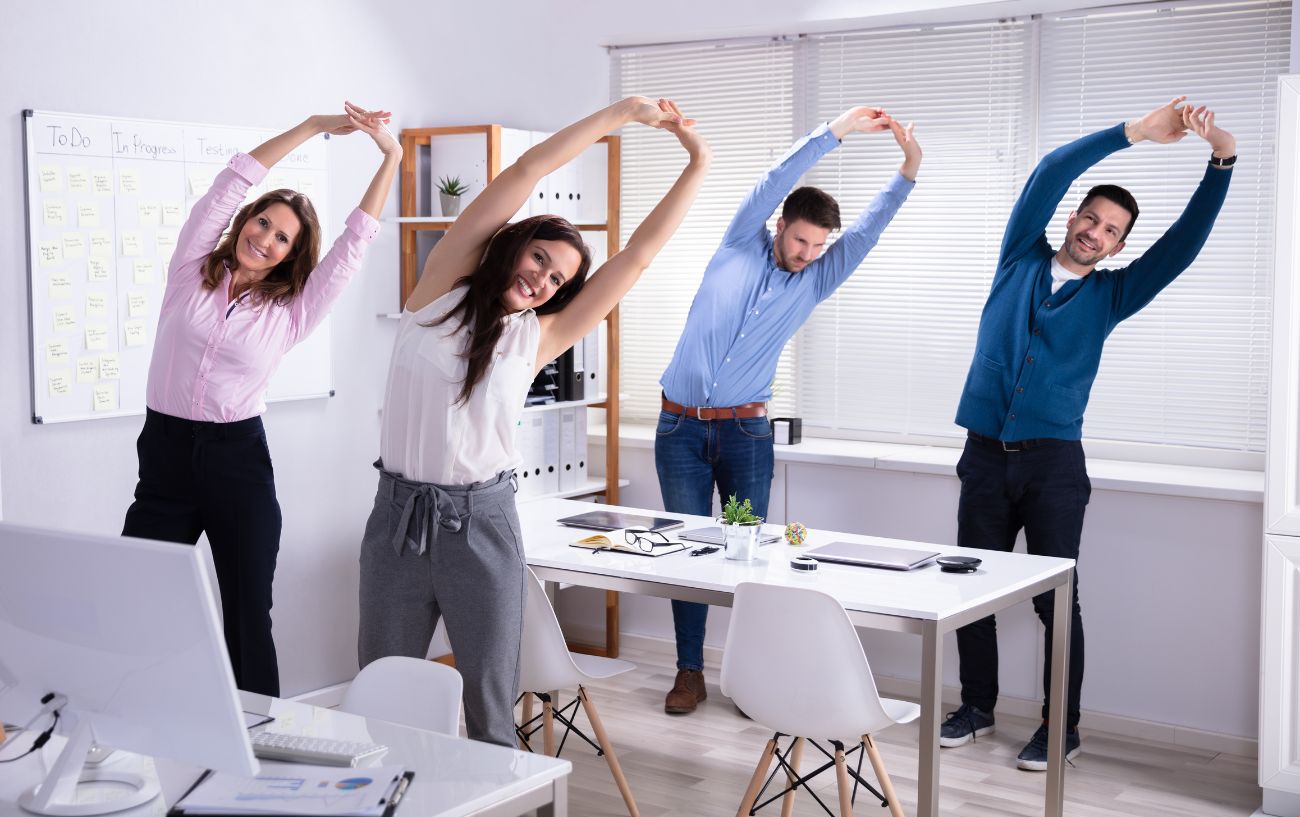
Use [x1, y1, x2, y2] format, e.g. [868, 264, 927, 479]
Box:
[590, 424, 1263, 504]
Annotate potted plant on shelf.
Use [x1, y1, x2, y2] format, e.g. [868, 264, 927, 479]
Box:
[720, 494, 764, 562]
[437, 175, 469, 218]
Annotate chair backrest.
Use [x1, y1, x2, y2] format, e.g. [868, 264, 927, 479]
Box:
[720, 581, 897, 739]
[517, 566, 585, 693]
[340, 656, 463, 736]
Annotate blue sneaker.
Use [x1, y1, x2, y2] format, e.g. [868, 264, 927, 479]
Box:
[1016, 723, 1081, 771]
[939, 703, 995, 747]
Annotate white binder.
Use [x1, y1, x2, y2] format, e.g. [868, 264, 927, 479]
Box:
[515, 414, 546, 499]
[576, 407, 589, 487]
[541, 410, 561, 494]
[582, 330, 600, 399]
[559, 407, 578, 491]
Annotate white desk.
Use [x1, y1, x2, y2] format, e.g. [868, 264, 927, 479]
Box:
[520, 497, 1075, 817]
[0, 693, 570, 817]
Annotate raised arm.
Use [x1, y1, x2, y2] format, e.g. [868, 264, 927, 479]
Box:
[720, 106, 890, 249]
[406, 97, 680, 313]
[536, 104, 711, 368]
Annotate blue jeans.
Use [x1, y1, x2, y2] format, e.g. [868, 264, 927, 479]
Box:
[955, 434, 1089, 729]
[654, 410, 774, 671]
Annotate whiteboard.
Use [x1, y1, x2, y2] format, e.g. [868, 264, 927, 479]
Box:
[23, 109, 334, 424]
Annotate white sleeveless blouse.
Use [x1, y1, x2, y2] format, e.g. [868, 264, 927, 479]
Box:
[380, 286, 540, 485]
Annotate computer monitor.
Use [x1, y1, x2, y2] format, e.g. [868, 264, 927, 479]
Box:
[0, 522, 258, 816]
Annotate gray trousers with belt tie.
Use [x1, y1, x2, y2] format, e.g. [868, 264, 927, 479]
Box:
[357, 461, 526, 747]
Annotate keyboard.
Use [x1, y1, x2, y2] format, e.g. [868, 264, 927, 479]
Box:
[250, 731, 388, 766]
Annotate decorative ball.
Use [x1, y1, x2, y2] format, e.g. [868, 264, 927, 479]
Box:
[784, 521, 808, 546]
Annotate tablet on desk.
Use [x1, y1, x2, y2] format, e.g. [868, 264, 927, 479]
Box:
[557, 510, 683, 532]
[804, 541, 939, 571]
[680, 527, 781, 547]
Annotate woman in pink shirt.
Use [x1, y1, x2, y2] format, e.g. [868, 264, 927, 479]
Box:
[124, 103, 401, 696]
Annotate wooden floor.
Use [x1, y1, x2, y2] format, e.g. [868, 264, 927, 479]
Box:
[523, 640, 1260, 817]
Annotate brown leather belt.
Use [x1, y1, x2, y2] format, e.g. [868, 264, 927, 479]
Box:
[662, 395, 767, 420]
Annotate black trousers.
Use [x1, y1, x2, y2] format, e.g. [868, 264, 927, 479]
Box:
[955, 433, 1089, 729]
[123, 408, 282, 696]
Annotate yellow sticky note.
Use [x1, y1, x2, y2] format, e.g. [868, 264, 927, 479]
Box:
[162, 202, 183, 226]
[123, 320, 147, 347]
[138, 201, 161, 226]
[48, 273, 72, 299]
[48, 371, 71, 397]
[85, 291, 107, 316]
[156, 230, 177, 256]
[67, 167, 90, 194]
[299, 176, 317, 196]
[128, 291, 148, 318]
[93, 384, 117, 412]
[53, 308, 76, 332]
[43, 200, 67, 226]
[133, 259, 155, 284]
[99, 354, 121, 380]
[85, 324, 108, 350]
[76, 356, 98, 384]
[87, 258, 110, 282]
[187, 170, 213, 196]
[38, 241, 63, 267]
[119, 170, 140, 195]
[121, 232, 144, 257]
[39, 165, 62, 193]
[92, 171, 112, 195]
[78, 203, 100, 227]
[47, 341, 69, 366]
[63, 232, 86, 259]
[89, 231, 112, 259]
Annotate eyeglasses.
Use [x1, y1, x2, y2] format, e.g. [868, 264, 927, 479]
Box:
[623, 528, 677, 552]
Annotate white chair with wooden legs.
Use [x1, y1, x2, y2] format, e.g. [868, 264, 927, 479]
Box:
[516, 566, 640, 817]
[721, 581, 920, 817]
[341, 655, 463, 736]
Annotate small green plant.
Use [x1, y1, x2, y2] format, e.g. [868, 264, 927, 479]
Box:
[436, 175, 469, 196]
[721, 494, 763, 526]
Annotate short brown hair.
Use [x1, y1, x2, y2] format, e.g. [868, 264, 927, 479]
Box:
[201, 189, 322, 305]
[781, 186, 841, 231]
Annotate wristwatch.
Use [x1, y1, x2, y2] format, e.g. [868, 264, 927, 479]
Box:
[1209, 154, 1237, 168]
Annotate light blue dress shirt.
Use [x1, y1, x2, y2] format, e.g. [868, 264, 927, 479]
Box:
[660, 123, 914, 408]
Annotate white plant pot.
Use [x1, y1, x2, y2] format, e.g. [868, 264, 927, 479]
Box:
[723, 522, 762, 561]
[439, 192, 462, 218]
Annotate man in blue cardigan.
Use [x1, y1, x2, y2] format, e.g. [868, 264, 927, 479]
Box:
[943, 97, 1236, 770]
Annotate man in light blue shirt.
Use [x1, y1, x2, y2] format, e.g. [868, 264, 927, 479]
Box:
[656, 106, 921, 715]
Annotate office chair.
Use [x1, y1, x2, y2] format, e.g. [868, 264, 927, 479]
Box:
[341, 655, 463, 737]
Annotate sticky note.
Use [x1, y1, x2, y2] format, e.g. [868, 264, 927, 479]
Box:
[298, 176, 317, 196]
[48, 273, 72, 299]
[92, 170, 112, 195]
[85, 324, 108, 350]
[38, 241, 63, 266]
[128, 291, 148, 317]
[47, 340, 69, 366]
[87, 258, 110, 282]
[188, 170, 213, 196]
[76, 356, 98, 384]
[133, 259, 155, 284]
[162, 202, 183, 226]
[43, 200, 67, 226]
[121, 232, 143, 257]
[89, 231, 112, 259]
[99, 354, 121, 380]
[156, 230, 177, 256]
[138, 201, 161, 226]
[93, 384, 117, 412]
[67, 167, 90, 193]
[53, 308, 76, 332]
[77, 202, 100, 227]
[48, 371, 71, 397]
[123, 320, 147, 347]
[63, 232, 86, 259]
[39, 165, 62, 193]
[85, 291, 107, 316]
[119, 170, 140, 195]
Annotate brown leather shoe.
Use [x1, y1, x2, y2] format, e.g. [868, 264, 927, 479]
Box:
[664, 669, 708, 714]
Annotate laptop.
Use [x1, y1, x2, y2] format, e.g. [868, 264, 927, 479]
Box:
[679, 527, 781, 547]
[804, 541, 940, 571]
[557, 510, 684, 533]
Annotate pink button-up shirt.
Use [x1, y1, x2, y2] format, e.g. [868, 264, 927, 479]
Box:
[146, 153, 379, 422]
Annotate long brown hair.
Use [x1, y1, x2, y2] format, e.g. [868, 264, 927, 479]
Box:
[428, 215, 591, 404]
[201, 189, 322, 305]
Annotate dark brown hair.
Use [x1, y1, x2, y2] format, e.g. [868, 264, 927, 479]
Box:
[200, 189, 322, 305]
[428, 215, 592, 404]
[782, 186, 841, 231]
[1080, 184, 1139, 240]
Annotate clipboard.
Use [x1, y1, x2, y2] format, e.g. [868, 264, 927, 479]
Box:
[168, 769, 414, 817]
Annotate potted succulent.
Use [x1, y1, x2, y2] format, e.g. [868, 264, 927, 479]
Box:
[720, 494, 764, 561]
[437, 175, 469, 218]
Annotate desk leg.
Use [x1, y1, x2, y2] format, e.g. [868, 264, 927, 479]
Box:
[539, 775, 568, 817]
[917, 619, 942, 817]
[1044, 570, 1073, 817]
